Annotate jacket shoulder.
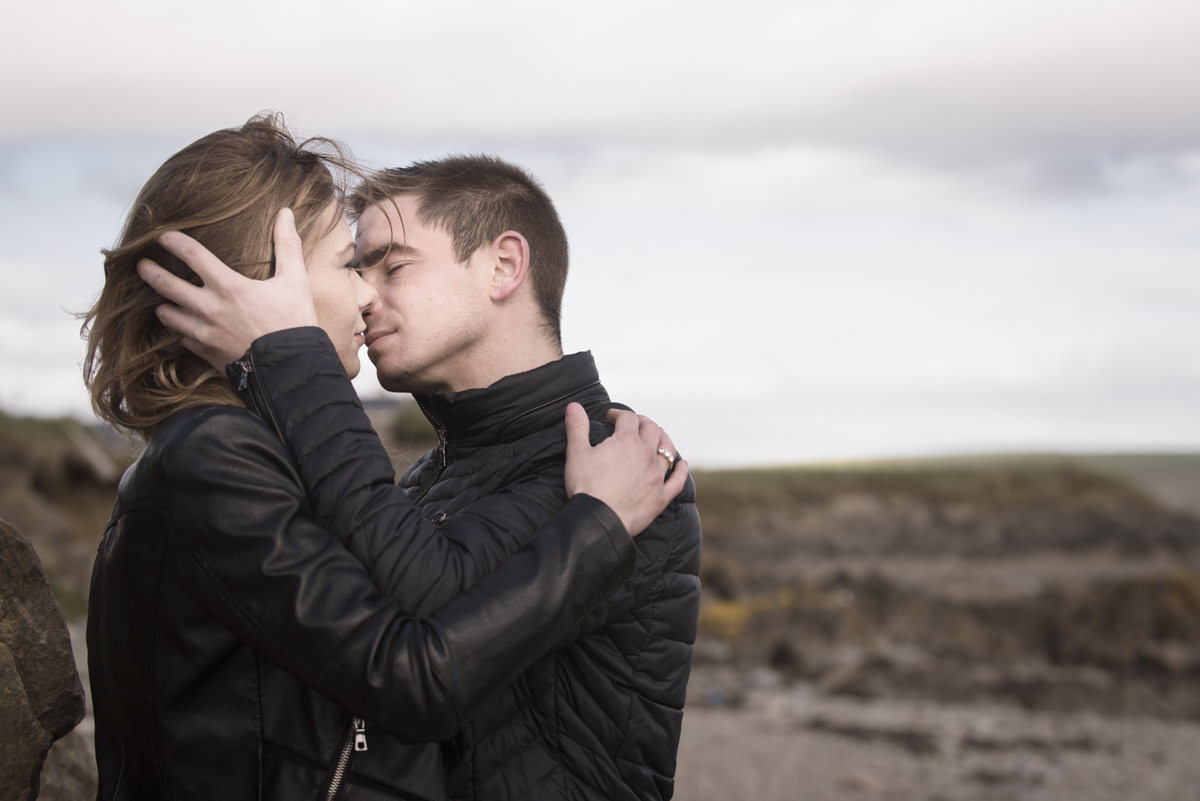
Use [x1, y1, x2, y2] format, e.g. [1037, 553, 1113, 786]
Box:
[124, 405, 285, 495]
[146, 403, 258, 447]
[147, 405, 279, 463]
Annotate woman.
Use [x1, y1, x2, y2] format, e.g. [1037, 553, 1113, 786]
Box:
[82, 115, 686, 800]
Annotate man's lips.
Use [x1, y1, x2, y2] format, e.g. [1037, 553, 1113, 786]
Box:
[364, 330, 387, 348]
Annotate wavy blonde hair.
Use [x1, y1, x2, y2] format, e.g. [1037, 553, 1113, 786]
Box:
[82, 113, 358, 439]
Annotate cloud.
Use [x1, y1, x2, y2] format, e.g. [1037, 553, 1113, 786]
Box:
[1, 1, 1197, 463]
[5, 1, 1199, 166]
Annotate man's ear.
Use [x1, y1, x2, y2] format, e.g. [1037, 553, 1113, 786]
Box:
[490, 230, 531, 302]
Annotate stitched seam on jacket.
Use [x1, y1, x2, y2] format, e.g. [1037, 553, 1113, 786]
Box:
[148, 522, 172, 801]
[613, 500, 685, 764]
[254, 652, 263, 798]
[494, 379, 602, 440]
[471, 672, 553, 789]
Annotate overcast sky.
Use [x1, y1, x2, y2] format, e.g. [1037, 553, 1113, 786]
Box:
[1, 0, 1198, 466]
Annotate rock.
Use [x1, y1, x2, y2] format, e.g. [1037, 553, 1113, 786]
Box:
[744, 666, 784, 692]
[62, 423, 121, 485]
[804, 714, 942, 756]
[838, 770, 886, 792]
[0, 518, 85, 801]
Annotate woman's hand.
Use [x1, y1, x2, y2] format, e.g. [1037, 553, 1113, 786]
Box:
[563, 402, 689, 536]
[137, 208, 318, 368]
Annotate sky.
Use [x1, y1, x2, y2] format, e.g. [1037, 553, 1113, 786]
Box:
[1, 0, 1198, 467]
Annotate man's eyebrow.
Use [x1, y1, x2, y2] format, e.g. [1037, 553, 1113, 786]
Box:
[338, 243, 359, 270]
[358, 242, 419, 267]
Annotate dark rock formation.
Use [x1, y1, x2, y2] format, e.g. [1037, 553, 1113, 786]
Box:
[0, 518, 85, 801]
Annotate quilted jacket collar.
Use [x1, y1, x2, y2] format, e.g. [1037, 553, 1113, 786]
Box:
[414, 351, 611, 446]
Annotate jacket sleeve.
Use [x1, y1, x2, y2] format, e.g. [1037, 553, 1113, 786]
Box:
[164, 407, 634, 741]
[228, 327, 587, 613]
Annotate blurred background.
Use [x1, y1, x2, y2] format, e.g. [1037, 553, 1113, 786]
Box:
[2, 1, 1199, 799]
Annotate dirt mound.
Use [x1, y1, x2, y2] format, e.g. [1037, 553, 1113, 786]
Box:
[696, 567, 1200, 719]
[1052, 573, 1200, 671]
[696, 464, 1198, 560]
[0, 413, 133, 616]
[693, 463, 1200, 720]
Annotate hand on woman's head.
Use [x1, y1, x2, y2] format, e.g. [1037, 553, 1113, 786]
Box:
[138, 208, 319, 370]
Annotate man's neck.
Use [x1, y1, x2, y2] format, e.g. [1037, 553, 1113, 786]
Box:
[441, 336, 563, 394]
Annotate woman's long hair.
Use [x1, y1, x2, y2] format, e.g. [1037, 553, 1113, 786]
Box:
[82, 113, 358, 439]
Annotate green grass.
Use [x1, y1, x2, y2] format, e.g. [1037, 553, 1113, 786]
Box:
[0, 409, 78, 440]
[710, 451, 1200, 473]
[694, 452, 1200, 516]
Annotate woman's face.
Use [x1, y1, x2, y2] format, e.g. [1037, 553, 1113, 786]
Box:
[305, 206, 377, 378]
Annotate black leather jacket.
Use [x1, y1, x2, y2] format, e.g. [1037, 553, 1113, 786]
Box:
[243, 334, 702, 801]
[86, 331, 635, 800]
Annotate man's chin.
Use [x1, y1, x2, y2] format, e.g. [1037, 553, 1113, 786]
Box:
[376, 369, 415, 394]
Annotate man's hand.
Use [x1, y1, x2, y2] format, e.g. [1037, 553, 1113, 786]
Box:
[563, 402, 689, 536]
[137, 208, 319, 369]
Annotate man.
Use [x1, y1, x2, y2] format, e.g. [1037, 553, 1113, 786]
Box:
[347, 157, 702, 801]
[146, 155, 701, 800]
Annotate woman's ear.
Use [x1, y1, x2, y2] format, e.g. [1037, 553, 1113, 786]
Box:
[490, 230, 531, 302]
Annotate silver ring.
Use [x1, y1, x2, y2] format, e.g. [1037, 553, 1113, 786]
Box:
[657, 447, 676, 467]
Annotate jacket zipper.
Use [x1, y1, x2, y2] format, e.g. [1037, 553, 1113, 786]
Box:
[324, 716, 368, 800]
[231, 355, 285, 442]
[413, 396, 449, 503]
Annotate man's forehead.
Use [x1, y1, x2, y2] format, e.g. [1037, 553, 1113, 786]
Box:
[353, 195, 450, 263]
[353, 207, 397, 251]
[354, 203, 393, 239]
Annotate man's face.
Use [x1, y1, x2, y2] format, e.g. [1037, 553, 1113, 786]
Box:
[355, 194, 492, 393]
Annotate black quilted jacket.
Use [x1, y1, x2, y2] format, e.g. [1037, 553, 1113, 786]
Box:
[86, 329, 635, 801]
[405, 353, 702, 801]
[245, 335, 702, 800]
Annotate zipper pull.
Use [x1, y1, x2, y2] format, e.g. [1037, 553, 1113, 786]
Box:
[437, 427, 448, 469]
[234, 358, 252, 392]
[353, 717, 368, 752]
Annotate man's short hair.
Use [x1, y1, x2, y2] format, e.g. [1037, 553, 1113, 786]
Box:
[349, 155, 569, 345]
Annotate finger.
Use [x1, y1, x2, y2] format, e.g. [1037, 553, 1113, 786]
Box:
[636, 414, 661, 445]
[138, 259, 207, 309]
[658, 429, 677, 460]
[563, 402, 592, 460]
[157, 230, 236, 288]
[607, 408, 639, 438]
[604, 407, 638, 428]
[271, 208, 305, 280]
[177, 334, 226, 370]
[153, 302, 201, 339]
[663, 458, 689, 498]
